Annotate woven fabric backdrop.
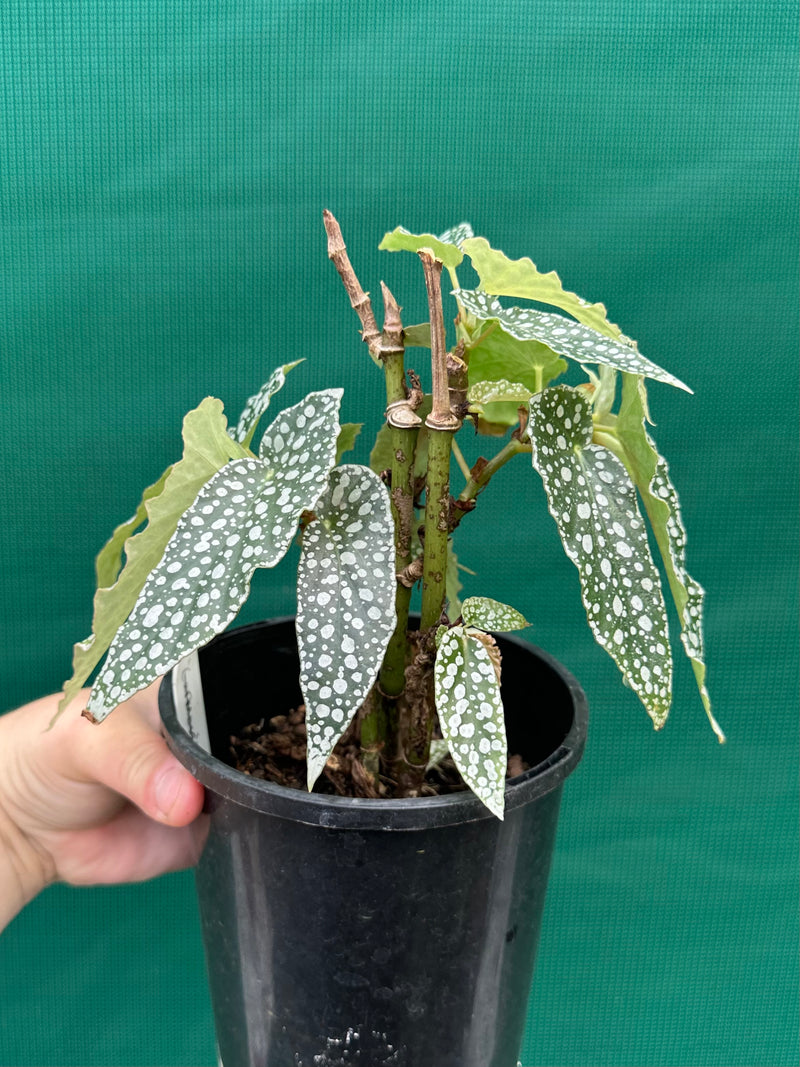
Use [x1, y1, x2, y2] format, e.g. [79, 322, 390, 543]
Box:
[1, 2, 797, 1065]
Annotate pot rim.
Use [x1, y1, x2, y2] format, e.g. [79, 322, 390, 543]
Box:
[159, 617, 588, 830]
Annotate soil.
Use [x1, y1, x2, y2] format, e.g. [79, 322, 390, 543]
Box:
[227, 705, 530, 800]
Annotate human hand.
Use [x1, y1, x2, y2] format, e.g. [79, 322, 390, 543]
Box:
[0, 683, 206, 929]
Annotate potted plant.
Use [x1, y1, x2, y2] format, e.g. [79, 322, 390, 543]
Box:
[57, 212, 723, 1067]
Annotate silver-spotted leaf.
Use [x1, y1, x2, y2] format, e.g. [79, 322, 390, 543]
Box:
[461, 236, 625, 340]
[434, 626, 508, 819]
[232, 360, 303, 448]
[86, 390, 342, 721]
[379, 227, 464, 268]
[467, 322, 566, 431]
[59, 397, 251, 717]
[297, 464, 396, 788]
[528, 385, 673, 728]
[615, 374, 723, 741]
[462, 596, 529, 633]
[468, 379, 533, 408]
[458, 290, 691, 393]
[438, 222, 474, 248]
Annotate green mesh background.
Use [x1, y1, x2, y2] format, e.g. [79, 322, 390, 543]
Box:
[1, 2, 797, 1065]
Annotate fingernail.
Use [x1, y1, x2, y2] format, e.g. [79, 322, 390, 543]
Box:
[154, 763, 184, 818]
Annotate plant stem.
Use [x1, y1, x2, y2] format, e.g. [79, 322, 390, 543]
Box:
[418, 251, 460, 632]
[378, 283, 418, 706]
[323, 210, 382, 358]
[452, 437, 531, 530]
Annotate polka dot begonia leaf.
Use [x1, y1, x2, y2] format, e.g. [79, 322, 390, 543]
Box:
[434, 626, 508, 819]
[59, 396, 251, 718]
[231, 360, 304, 448]
[528, 385, 673, 729]
[455, 289, 691, 393]
[467, 379, 533, 407]
[615, 374, 723, 742]
[461, 596, 529, 634]
[86, 389, 343, 722]
[297, 464, 397, 789]
[437, 222, 474, 249]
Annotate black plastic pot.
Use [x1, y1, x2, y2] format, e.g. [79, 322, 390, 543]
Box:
[159, 618, 587, 1067]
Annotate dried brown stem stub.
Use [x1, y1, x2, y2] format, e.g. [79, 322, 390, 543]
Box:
[323, 210, 381, 357]
[380, 281, 404, 357]
[418, 250, 461, 432]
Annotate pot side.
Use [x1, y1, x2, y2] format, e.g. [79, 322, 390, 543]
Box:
[159, 617, 587, 1067]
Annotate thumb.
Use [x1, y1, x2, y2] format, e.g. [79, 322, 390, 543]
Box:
[71, 695, 205, 826]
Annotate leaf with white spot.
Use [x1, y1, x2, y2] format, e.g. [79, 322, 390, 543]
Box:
[437, 222, 474, 248]
[462, 596, 529, 633]
[58, 397, 251, 717]
[528, 385, 673, 728]
[86, 390, 343, 722]
[457, 290, 691, 393]
[379, 227, 464, 268]
[461, 236, 625, 340]
[297, 465, 396, 788]
[434, 626, 508, 819]
[614, 374, 723, 741]
[232, 360, 304, 448]
[468, 379, 533, 408]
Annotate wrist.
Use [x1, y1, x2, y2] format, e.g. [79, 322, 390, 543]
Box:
[0, 710, 57, 931]
[0, 797, 55, 930]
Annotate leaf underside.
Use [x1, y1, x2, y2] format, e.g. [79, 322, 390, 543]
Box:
[59, 398, 250, 716]
[528, 385, 673, 728]
[434, 626, 508, 819]
[615, 374, 723, 741]
[378, 227, 464, 268]
[86, 390, 342, 721]
[297, 464, 397, 787]
[461, 236, 625, 340]
[457, 290, 690, 393]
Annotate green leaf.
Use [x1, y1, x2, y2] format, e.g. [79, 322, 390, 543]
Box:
[437, 222, 474, 248]
[468, 319, 567, 398]
[462, 236, 626, 340]
[402, 323, 432, 348]
[379, 227, 464, 268]
[297, 464, 397, 788]
[434, 626, 508, 819]
[462, 596, 529, 633]
[528, 385, 673, 728]
[458, 290, 691, 393]
[614, 374, 724, 741]
[59, 397, 251, 717]
[94, 465, 173, 590]
[335, 422, 363, 463]
[85, 390, 343, 722]
[232, 360, 303, 448]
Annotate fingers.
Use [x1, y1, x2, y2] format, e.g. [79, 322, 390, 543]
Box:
[65, 685, 205, 827]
